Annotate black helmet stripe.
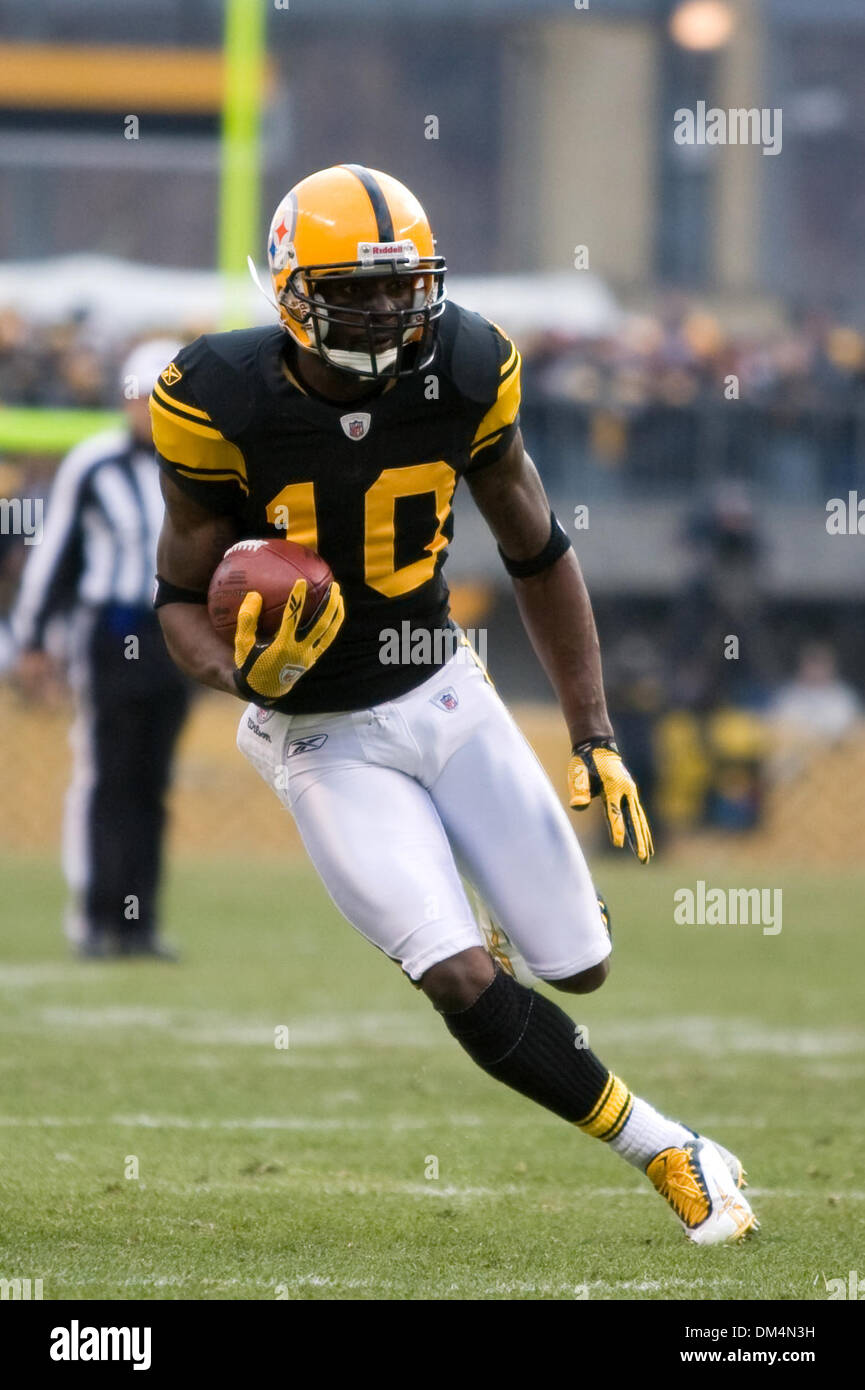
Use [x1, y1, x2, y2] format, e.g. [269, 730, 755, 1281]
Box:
[341, 164, 395, 243]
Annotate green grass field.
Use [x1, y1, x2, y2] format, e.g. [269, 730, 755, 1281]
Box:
[1, 853, 862, 1301]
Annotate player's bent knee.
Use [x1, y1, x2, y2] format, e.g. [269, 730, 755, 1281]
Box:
[421, 946, 496, 1012]
[549, 959, 610, 995]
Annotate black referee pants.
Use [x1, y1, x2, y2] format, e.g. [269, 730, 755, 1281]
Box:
[71, 605, 191, 948]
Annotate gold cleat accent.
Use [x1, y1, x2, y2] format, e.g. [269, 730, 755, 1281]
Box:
[647, 1139, 759, 1244]
[647, 1144, 712, 1229]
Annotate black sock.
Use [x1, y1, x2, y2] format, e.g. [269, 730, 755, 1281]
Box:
[441, 966, 612, 1124]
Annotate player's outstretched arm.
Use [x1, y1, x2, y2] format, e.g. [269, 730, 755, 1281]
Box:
[154, 471, 243, 698]
[466, 428, 612, 744]
[466, 429, 653, 862]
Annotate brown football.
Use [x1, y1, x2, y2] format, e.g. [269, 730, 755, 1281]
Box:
[207, 538, 334, 646]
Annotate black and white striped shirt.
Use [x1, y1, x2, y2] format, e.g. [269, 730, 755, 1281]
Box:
[12, 429, 165, 651]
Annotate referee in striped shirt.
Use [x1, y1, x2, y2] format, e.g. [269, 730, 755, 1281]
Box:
[12, 340, 191, 959]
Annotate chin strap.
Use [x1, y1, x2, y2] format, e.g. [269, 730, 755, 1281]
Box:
[323, 345, 400, 375]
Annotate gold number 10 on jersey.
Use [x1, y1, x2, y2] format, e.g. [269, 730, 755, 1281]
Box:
[265, 460, 456, 599]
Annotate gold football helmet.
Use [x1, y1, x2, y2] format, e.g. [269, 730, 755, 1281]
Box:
[264, 164, 446, 379]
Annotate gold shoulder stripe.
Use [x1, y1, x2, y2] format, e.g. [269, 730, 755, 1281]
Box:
[174, 462, 246, 479]
[499, 341, 518, 377]
[469, 426, 506, 460]
[151, 395, 226, 442]
[150, 394, 248, 491]
[152, 378, 213, 422]
[175, 466, 249, 495]
[469, 348, 521, 458]
[499, 350, 520, 386]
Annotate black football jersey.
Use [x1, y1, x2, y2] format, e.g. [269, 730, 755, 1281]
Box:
[150, 300, 521, 713]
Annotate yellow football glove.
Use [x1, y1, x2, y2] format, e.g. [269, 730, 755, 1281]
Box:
[233, 578, 344, 705]
[567, 737, 654, 864]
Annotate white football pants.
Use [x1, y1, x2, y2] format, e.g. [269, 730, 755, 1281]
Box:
[237, 639, 610, 983]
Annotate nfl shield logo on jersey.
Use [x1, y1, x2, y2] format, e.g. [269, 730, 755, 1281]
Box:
[340, 412, 371, 441]
[431, 686, 459, 712]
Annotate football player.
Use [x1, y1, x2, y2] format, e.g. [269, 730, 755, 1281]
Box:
[150, 165, 757, 1244]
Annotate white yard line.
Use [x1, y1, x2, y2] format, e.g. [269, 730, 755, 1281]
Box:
[0, 1113, 482, 1131]
[2, 1006, 858, 1062]
[595, 1016, 865, 1057]
[27, 1006, 441, 1048]
[41, 1272, 750, 1297]
[0, 996, 859, 1066]
[0, 965, 108, 987]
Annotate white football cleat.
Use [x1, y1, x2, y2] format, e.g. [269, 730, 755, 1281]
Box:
[707, 1136, 748, 1191]
[646, 1137, 759, 1245]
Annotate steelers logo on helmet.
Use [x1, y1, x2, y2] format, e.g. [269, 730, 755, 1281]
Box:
[263, 165, 446, 380]
[267, 195, 299, 275]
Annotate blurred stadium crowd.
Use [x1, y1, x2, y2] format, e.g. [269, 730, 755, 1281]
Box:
[3, 294, 865, 494]
[1, 294, 864, 851]
[0, 307, 186, 409]
[521, 297, 865, 500]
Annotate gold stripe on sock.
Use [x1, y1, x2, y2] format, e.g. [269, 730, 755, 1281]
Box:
[598, 1092, 634, 1142]
[575, 1073, 615, 1132]
[575, 1073, 632, 1139]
